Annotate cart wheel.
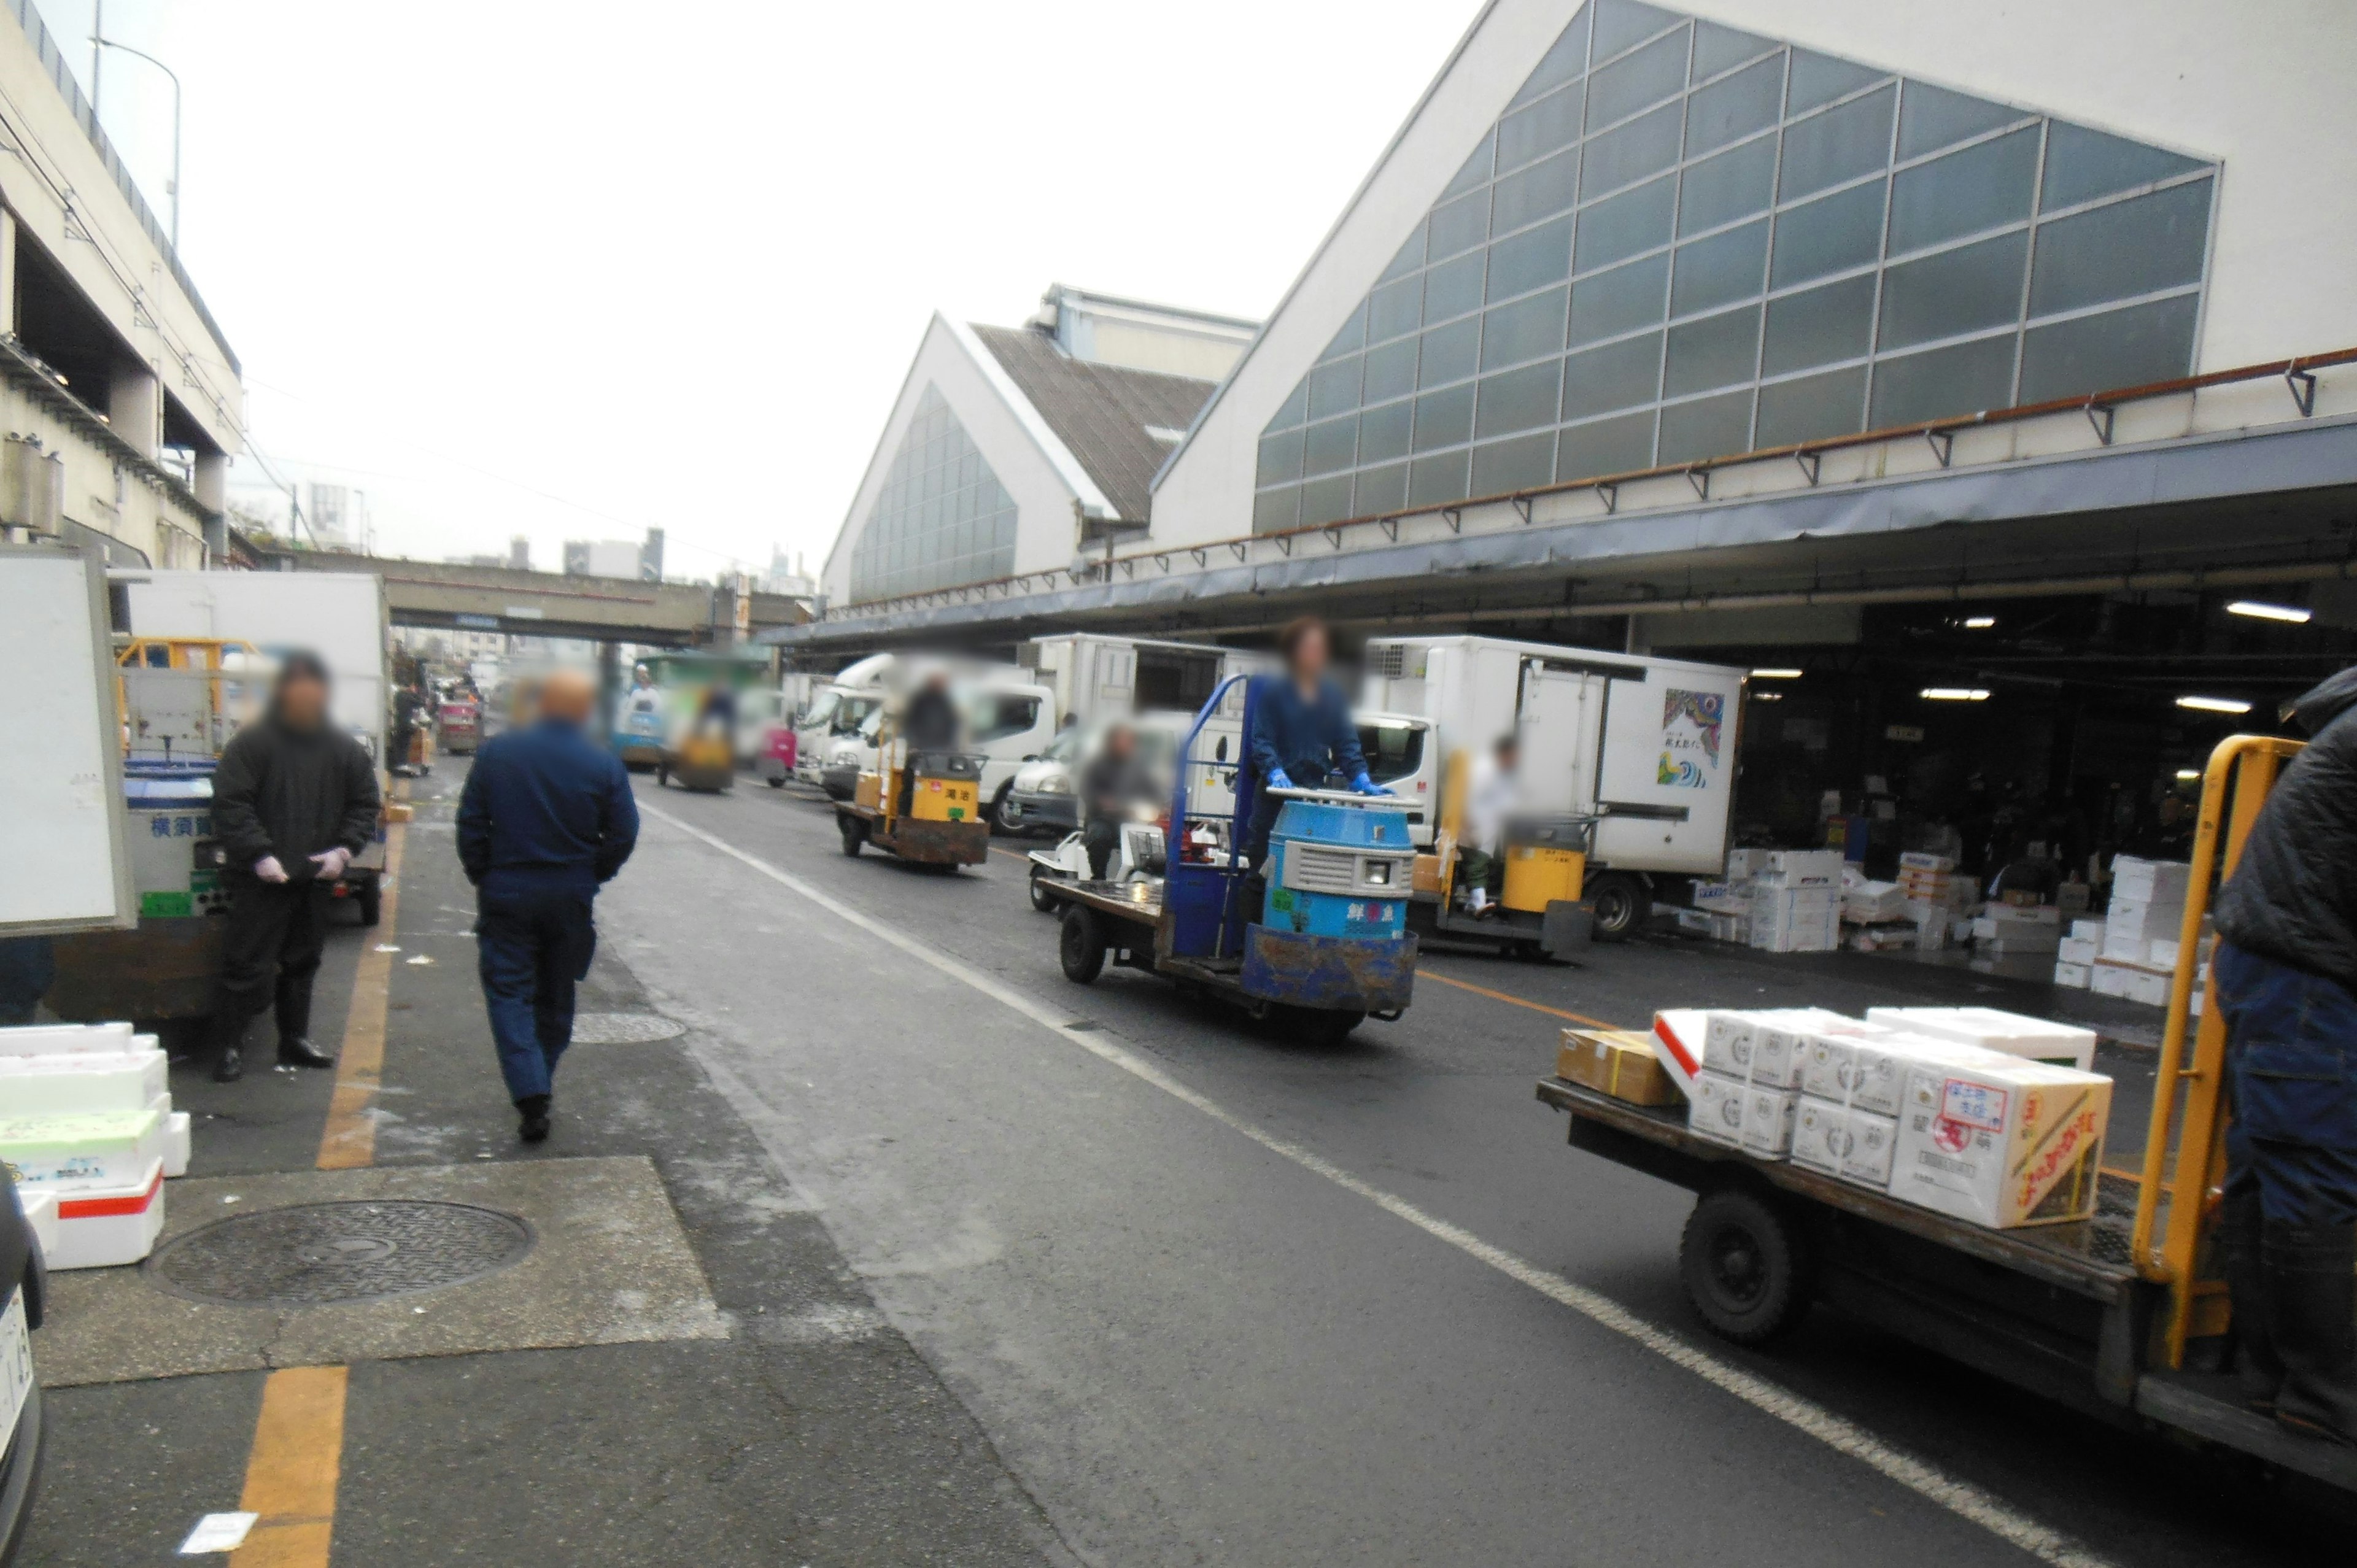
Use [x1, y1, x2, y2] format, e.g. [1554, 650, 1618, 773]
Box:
[1059, 905, 1106, 984]
[1587, 873, 1646, 943]
[1679, 1187, 1813, 1345]
[1029, 868, 1059, 913]
[355, 881, 382, 928]
[838, 814, 866, 856]
[657, 763, 671, 788]
[1302, 1008, 1365, 1046]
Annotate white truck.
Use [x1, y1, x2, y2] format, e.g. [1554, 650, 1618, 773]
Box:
[1015, 633, 1268, 728]
[1359, 635, 1747, 940]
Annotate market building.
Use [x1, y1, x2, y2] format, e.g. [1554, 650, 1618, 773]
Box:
[778, 0, 2357, 881]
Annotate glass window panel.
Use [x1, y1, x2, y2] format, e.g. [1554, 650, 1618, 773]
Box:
[2018, 293, 2199, 403]
[1678, 134, 1776, 236]
[1368, 274, 1423, 342]
[1755, 364, 1867, 445]
[1358, 400, 1414, 465]
[1587, 26, 1687, 128]
[1563, 330, 1663, 419]
[1442, 129, 1496, 198]
[1379, 228, 1426, 284]
[1878, 230, 2026, 350]
[1769, 177, 1886, 287]
[1412, 382, 1476, 450]
[1498, 83, 1584, 175]
[1658, 388, 1754, 464]
[1574, 174, 1675, 272]
[1419, 316, 1481, 386]
[1268, 379, 1310, 431]
[1568, 251, 1669, 346]
[1686, 55, 1782, 158]
[1896, 80, 2023, 161]
[1665, 303, 1761, 396]
[1476, 358, 1563, 436]
[1693, 22, 1774, 82]
[2028, 179, 2211, 317]
[1779, 84, 1894, 202]
[1408, 449, 1472, 508]
[1308, 357, 1362, 420]
[1318, 301, 1368, 363]
[1428, 188, 1492, 261]
[1591, 0, 1680, 68]
[2040, 122, 2206, 211]
[1581, 99, 1682, 198]
[1362, 338, 1419, 405]
[1557, 409, 1657, 479]
[1424, 250, 1487, 323]
[1253, 485, 1301, 534]
[1353, 462, 1409, 516]
[1473, 431, 1558, 495]
[1482, 286, 1569, 371]
[1887, 126, 2036, 255]
[1671, 218, 1768, 317]
[1256, 427, 1304, 487]
[1786, 49, 1883, 115]
[1870, 334, 2017, 425]
[1302, 415, 1358, 477]
[1492, 148, 1581, 235]
[1762, 272, 1877, 375]
[1301, 474, 1355, 528]
[1488, 218, 1573, 301]
[1512, 4, 1591, 109]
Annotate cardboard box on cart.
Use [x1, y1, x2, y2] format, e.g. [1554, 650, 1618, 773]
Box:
[1892, 1057, 2111, 1228]
[1557, 1028, 1685, 1108]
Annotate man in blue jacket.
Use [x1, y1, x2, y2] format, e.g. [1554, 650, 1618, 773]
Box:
[1245, 617, 1385, 866]
[457, 668, 639, 1143]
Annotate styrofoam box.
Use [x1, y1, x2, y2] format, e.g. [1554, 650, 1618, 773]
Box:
[2072, 919, 2107, 943]
[1798, 1028, 2003, 1118]
[2053, 961, 2092, 988]
[1793, 1099, 1902, 1189]
[1899, 852, 1959, 873]
[0, 1022, 143, 1057]
[1703, 1010, 1833, 1089]
[44, 1158, 166, 1269]
[1687, 1072, 1800, 1157]
[1988, 904, 2062, 927]
[164, 1111, 191, 1179]
[1893, 1059, 2111, 1228]
[2111, 857, 2191, 906]
[17, 1187, 58, 1257]
[0, 1107, 166, 1189]
[1738, 1084, 1801, 1157]
[2149, 938, 2182, 970]
[2057, 937, 2099, 965]
[1689, 1072, 1751, 1148]
[1763, 849, 1844, 886]
[2090, 961, 2135, 1000]
[0, 1049, 169, 1117]
[1866, 1006, 2098, 1072]
[1726, 848, 1773, 880]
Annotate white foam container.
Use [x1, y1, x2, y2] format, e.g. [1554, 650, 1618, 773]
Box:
[16, 1188, 60, 1259]
[1865, 1006, 2098, 1072]
[0, 1022, 142, 1057]
[163, 1111, 191, 1178]
[44, 1159, 166, 1269]
[0, 1049, 169, 1116]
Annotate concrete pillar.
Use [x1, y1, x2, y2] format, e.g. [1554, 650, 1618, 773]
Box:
[109, 361, 161, 459]
[1624, 614, 1652, 655]
[192, 450, 226, 510]
[0, 208, 17, 337]
[597, 641, 621, 736]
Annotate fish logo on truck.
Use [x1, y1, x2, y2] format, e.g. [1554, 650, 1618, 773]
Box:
[1656, 688, 1725, 787]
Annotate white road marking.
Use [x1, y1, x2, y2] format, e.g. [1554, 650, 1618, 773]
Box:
[640, 801, 2115, 1568]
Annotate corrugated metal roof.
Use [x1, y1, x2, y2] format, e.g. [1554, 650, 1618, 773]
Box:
[970, 324, 1218, 523]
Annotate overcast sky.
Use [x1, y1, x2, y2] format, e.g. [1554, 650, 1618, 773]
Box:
[31, 1, 1474, 579]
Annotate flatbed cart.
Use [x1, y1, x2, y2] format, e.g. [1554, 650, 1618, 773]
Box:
[1535, 732, 2357, 1494]
[1035, 676, 1417, 1048]
[834, 719, 989, 868]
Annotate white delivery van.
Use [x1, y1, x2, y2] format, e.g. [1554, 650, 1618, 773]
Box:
[793, 652, 895, 787]
[1016, 633, 1269, 728]
[1360, 636, 1746, 938]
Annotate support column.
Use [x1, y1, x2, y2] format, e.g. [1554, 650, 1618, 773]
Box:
[597, 641, 620, 738]
[109, 361, 161, 460]
[0, 208, 17, 338]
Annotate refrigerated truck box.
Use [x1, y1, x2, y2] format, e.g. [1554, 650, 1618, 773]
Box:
[1015, 633, 1269, 727]
[1359, 636, 1744, 869]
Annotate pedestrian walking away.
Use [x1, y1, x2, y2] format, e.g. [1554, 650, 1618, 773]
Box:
[205, 650, 383, 1083]
[457, 665, 640, 1143]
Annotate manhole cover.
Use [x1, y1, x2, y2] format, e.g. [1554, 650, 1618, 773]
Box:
[147, 1200, 534, 1307]
[568, 1013, 685, 1045]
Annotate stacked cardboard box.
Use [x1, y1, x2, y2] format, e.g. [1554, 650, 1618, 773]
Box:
[1972, 903, 2062, 958]
[1749, 851, 1843, 952]
[2102, 857, 2192, 964]
[0, 1021, 183, 1267]
[1892, 1054, 2111, 1228]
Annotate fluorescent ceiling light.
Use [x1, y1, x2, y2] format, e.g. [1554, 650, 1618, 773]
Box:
[1921, 687, 1989, 701]
[1751, 691, 1784, 702]
[2226, 600, 2312, 624]
[2176, 695, 2252, 714]
[2175, 768, 2201, 781]
[1751, 668, 1803, 679]
[1962, 616, 1996, 628]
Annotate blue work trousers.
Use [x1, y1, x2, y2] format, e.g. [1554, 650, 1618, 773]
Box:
[2213, 941, 2357, 1227]
[476, 884, 597, 1103]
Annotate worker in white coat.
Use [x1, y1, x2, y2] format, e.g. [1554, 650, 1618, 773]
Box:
[1458, 735, 1520, 914]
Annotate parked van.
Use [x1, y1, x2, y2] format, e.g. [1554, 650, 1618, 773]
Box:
[810, 665, 1056, 821]
[1016, 634, 1269, 728]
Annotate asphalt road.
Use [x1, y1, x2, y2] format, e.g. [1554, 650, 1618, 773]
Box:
[610, 773, 2352, 1568]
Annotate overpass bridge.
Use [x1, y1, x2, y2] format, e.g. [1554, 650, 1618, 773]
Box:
[254, 547, 808, 647]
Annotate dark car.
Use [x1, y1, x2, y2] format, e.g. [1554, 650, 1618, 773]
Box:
[1, 1178, 45, 1566]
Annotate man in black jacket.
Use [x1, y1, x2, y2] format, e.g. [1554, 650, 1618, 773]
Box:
[206, 652, 382, 1083]
[2212, 666, 2357, 1445]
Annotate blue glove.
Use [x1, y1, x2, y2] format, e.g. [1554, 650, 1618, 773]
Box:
[1352, 771, 1391, 796]
[1265, 767, 1293, 792]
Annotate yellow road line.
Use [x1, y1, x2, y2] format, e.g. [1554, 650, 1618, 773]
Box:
[317, 818, 406, 1170]
[228, 1365, 349, 1568]
[1420, 968, 1623, 1031]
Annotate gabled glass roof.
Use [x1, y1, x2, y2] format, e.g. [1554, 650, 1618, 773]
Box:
[850, 385, 1020, 604]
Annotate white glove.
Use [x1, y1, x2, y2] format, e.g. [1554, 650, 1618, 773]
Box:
[254, 855, 290, 884]
[309, 846, 352, 881]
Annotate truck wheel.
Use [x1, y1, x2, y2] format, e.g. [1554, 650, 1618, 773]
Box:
[767, 775, 786, 788]
[1587, 873, 1646, 943]
[355, 879, 382, 928]
[1679, 1188, 1813, 1345]
[1029, 867, 1059, 913]
[1059, 906, 1106, 984]
[838, 814, 866, 856]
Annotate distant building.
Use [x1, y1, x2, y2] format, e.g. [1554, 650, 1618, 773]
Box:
[509, 535, 532, 571]
[761, 549, 815, 599]
[565, 530, 662, 579]
[640, 527, 664, 582]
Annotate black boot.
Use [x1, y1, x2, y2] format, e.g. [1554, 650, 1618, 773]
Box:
[277, 1036, 337, 1069]
[209, 1009, 249, 1083]
[2264, 1219, 2357, 1445]
[2223, 1188, 2282, 1413]
[516, 1094, 552, 1144]
[212, 1044, 244, 1083]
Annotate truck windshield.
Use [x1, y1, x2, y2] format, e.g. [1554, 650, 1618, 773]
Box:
[801, 691, 841, 732]
[1357, 722, 1425, 786]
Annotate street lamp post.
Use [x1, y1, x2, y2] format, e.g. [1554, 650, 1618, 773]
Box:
[91, 28, 181, 250]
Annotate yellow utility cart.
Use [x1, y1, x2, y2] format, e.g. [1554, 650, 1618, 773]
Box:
[1403, 748, 1596, 959]
[834, 719, 988, 868]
